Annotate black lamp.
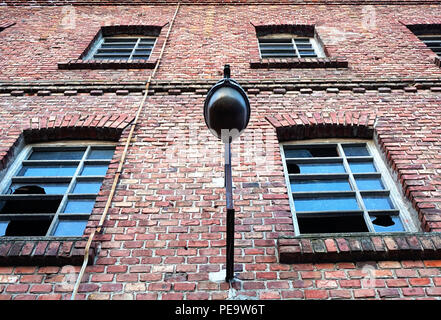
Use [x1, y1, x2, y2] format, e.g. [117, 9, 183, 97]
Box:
[204, 65, 251, 282]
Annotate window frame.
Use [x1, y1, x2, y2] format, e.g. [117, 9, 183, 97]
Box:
[257, 33, 326, 59]
[83, 34, 157, 61]
[415, 34, 441, 57]
[0, 140, 116, 238]
[280, 138, 418, 236]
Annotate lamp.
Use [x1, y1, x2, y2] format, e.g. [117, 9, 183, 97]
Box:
[203, 65, 251, 282]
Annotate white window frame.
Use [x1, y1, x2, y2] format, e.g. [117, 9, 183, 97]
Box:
[280, 138, 419, 235]
[0, 140, 116, 238]
[84, 34, 157, 61]
[257, 32, 326, 59]
[416, 34, 441, 57]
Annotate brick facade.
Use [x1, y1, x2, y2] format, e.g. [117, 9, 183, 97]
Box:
[0, 1, 441, 302]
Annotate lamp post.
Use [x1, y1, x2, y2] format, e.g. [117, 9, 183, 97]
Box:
[204, 65, 251, 282]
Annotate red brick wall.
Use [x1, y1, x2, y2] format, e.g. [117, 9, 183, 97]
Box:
[2, 4, 441, 81]
[0, 1, 441, 301]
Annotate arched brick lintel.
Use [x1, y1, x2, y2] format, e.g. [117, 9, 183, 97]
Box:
[265, 111, 376, 142]
[23, 114, 135, 143]
[0, 114, 134, 171]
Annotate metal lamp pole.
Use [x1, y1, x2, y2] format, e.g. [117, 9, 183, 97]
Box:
[203, 65, 250, 283]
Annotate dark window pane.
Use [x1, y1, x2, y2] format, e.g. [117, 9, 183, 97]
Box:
[104, 38, 137, 43]
[363, 195, 394, 210]
[29, 150, 85, 160]
[355, 178, 384, 190]
[349, 161, 376, 173]
[18, 165, 78, 177]
[298, 215, 368, 233]
[294, 196, 359, 212]
[53, 220, 88, 236]
[294, 38, 310, 43]
[63, 199, 96, 214]
[73, 181, 103, 194]
[88, 149, 115, 160]
[291, 179, 351, 192]
[370, 215, 404, 232]
[285, 149, 312, 158]
[285, 146, 338, 158]
[343, 145, 370, 157]
[4, 218, 51, 236]
[81, 165, 109, 176]
[0, 199, 61, 214]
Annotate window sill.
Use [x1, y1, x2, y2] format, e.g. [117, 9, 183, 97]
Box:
[250, 57, 348, 69]
[58, 59, 157, 70]
[0, 237, 95, 266]
[278, 232, 441, 263]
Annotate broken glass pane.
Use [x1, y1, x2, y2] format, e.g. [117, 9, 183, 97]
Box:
[370, 215, 404, 232]
[9, 183, 69, 194]
[363, 195, 394, 210]
[291, 179, 351, 192]
[343, 145, 370, 157]
[53, 220, 88, 236]
[298, 215, 368, 233]
[0, 199, 61, 214]
[355, 178, 385, 190]
[294, 196, 359, 212]
[4, 219, 51, 236]
[349, 161, 376, 173]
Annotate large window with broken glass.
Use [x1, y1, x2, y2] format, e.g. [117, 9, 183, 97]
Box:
[281, 139, 418, 235]
[0, 142, 115, 237]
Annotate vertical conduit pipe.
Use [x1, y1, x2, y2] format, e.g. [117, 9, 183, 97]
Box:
[70, 2, 181, 300]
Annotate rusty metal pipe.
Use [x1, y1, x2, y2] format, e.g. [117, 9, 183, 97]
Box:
[70, 2, 181, 300]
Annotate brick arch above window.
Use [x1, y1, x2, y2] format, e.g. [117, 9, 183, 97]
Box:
[265, 111, 376, 142]
[0, 114, 134, 171]
[23, 114, 135, 143]
[0, 21, 15, 32]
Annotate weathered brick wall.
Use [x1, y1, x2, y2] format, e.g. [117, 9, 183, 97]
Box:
[0, 1, 441, 300]
[2, 4, 441, 81]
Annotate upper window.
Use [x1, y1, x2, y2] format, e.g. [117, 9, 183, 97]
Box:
[258, 35, 324, 59]
[84, 35, 156, 61]
[416, 34, 441, 57]
[281, 140, 417, 235]
[408, 24, 441, 57]
[0, 142, 115, 237]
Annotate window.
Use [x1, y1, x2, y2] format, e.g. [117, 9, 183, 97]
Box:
[415, 34, 441, 57]
[281, 140, 416, 235]
[0, 142, 115, 237]
[84, 35, 156, 61]
[258, 35, 324, 59]
[408, 24, 441, 57]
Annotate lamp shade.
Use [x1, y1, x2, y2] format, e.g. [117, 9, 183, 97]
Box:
[204, 65, 250, 142]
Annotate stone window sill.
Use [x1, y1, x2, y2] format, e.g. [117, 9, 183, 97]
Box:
[278, 232, 441, 263]
[58, 59, 157, 70]
[250, 57, 348, 69]
[0, 237, 95, 266]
